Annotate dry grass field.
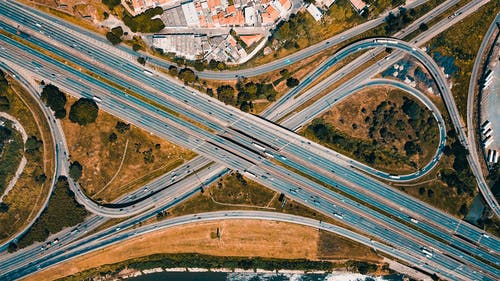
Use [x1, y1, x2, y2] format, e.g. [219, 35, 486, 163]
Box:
[26, 219, 381, 281]
[60, 97, 196, 202]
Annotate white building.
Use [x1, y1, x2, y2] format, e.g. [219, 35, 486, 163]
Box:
[182, 2, 201, 26]
[244, 6, 257, 26]
[306, 4, 322, 22]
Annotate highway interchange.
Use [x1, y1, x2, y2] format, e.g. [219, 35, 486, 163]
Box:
[0, 0, 499, 280]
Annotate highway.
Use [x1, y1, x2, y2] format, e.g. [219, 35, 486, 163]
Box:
[466, 13, 500, 217]
[0, 0, 433, 80]
[262, 0, 464, 120]
[4, 211, 475, 281]
[0, 0, 499, 279]
[0, 26, 499, 281]
[271, 0, 487, 124]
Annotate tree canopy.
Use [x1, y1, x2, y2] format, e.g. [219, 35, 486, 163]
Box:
[217, 85, 235, 105]
[40, 84, 67, 119]
[286, 77, 300, 88]
[122, 8, 165, 33]
[69, 98, 99, 126]
[102, 0, 121, 9]
[69, 161, 83, 181]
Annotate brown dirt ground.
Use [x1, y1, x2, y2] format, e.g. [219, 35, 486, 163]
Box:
[60, 97, 196, 202]
[25, 219, 381, 281]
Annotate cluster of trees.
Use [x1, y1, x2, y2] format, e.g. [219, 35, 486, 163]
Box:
[215, 81, 278, 112]
[25, 136, 43, 154]
[440, 139, 476, 197]
[106, 26, 124, 45]
[127, 254, 335, 272]
[384, 7, 417, 34]
[306, 119, 409, 167]
[40, 84, 67, 119]
[69, 98, 99, 126]
[102, 0, 120, 10]
[11, 176, 88, 251]
[123, 7, 165, 33]
[68, 253, 340, 279]
[0, 71, 9, 111]
[401, 97, 438, 152]
[109, 121, 131, 143]
[272, 12, 310, 50]
[346, 261, 379, 275]
[115, 121, 131, 133]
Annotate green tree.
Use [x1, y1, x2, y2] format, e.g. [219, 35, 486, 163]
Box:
[0, 96, 9, 111]
[102, 0, 121, 9]
[286, 77, 300, 88]
[168, 65, 178, 76]
[0, 202, 8, 213]
[178, 68, 196, 84]
[137, 57, 146, 65]
[34, 173, 47, 184]
[419, 22, 429, 31]
[115, 121, 130, 133]
[216, 85, 235, 105]
[109, 132, 118, 143]
[7, 242, 17, 253]
[69, 98, 99, 126]
[69, 161, 83, 181]
[40, 84, 67, 119]
[132, 43, 142, 52]
[25, 136, 43, 154]
[106, 32, 122, 45]
[111, 26, 124, 37]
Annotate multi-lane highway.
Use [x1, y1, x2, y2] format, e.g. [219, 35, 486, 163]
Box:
[0, 0, 499, 280]
[0, 11, 499, 280]
[3, 211, 472, 280]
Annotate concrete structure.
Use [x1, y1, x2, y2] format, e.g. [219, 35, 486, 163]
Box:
[244, 6, 257, 25]
[316, 0, 335, 8]
[152, 34, 206, 60]
[239, 34, 263, 46]
[349, 0, 367, 14]
[182, 2, 201, 26]
[306, 3, 323, 22]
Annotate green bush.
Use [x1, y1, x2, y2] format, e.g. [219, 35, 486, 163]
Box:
[69, 98, 99, 126]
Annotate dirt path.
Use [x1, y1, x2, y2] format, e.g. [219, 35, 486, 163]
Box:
[0, 112, 28, 202]
[93, 139, 129, 198]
